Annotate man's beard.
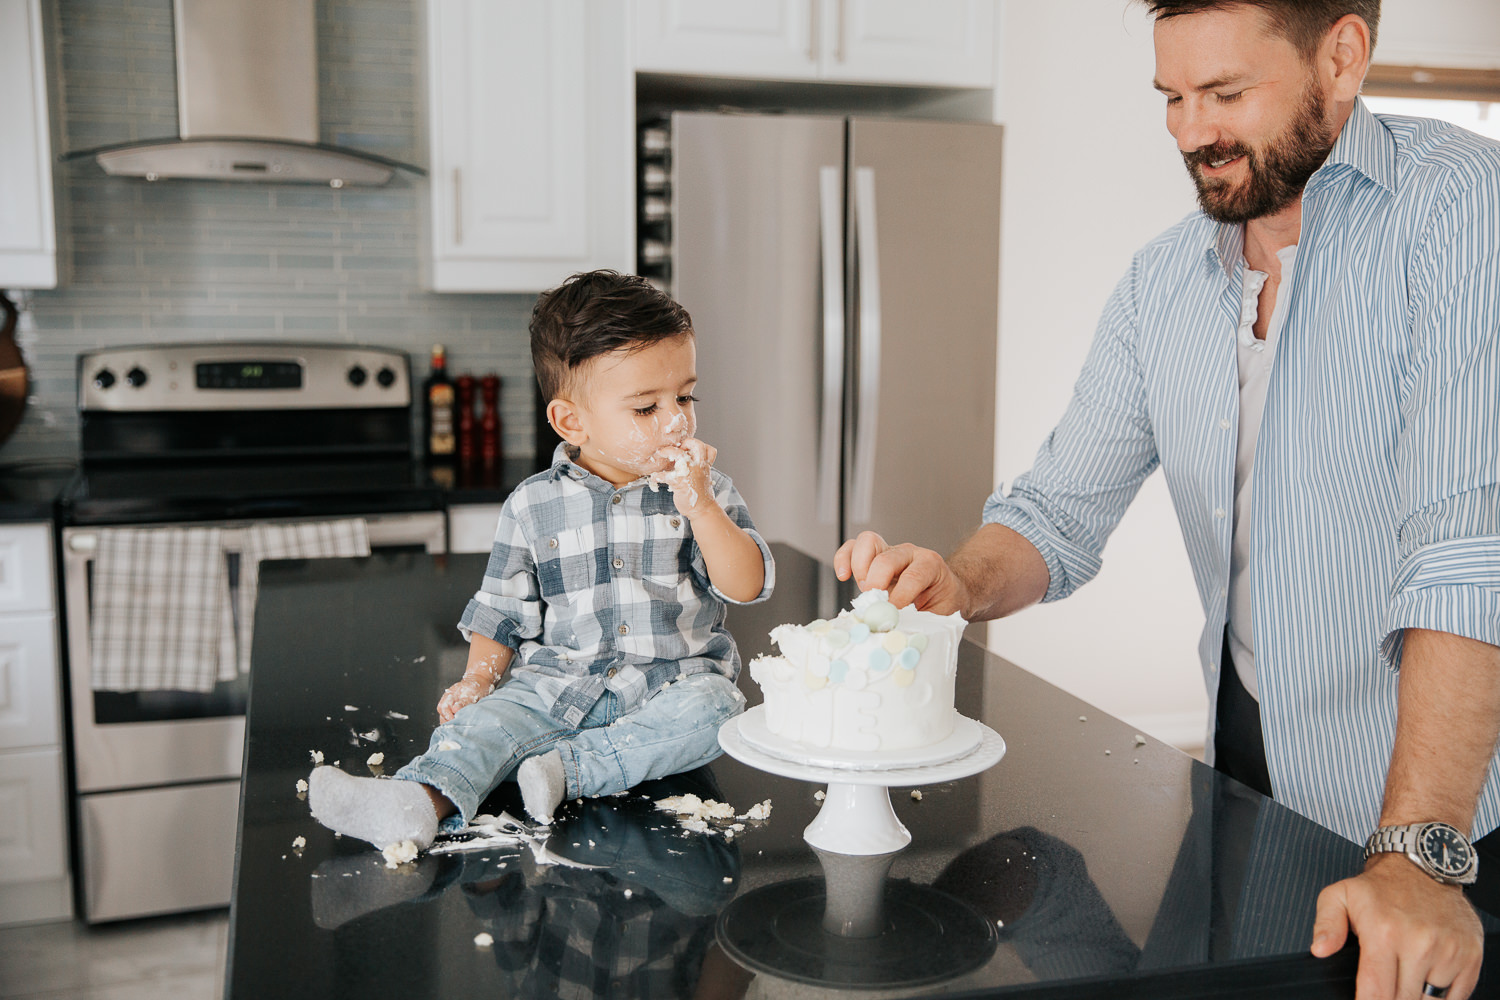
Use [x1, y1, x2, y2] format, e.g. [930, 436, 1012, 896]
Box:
[1183, 80, 1336, 224]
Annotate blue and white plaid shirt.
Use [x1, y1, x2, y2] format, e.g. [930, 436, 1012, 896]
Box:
[984, 100, 1500, 844]
[460, 445, 774, 727]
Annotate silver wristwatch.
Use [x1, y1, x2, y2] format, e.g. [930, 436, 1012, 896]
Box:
[1363, 822, 1478, 885]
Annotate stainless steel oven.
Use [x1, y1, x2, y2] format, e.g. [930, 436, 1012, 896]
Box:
[58, 343, 446, 922]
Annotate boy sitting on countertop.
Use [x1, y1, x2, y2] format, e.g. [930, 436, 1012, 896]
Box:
[308, 269, 774, 851]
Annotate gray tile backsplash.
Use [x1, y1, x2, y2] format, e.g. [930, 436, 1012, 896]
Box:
[3, 0, 538, 464]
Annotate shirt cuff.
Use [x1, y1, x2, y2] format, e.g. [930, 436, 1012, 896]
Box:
[982, 497, 1093, 604]
[1378, 535, 1500, 670]
[457, 598, 527, 649]
[709, 533, 776, 606]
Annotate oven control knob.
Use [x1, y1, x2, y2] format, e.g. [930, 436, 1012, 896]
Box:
[347, 364, 368, 387]
[376, 367, 397, 388]
[94, 368, 116, 389]
[125, 367, 149, 388]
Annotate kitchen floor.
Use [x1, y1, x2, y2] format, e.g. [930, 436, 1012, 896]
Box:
[0, 910, 226, 1000]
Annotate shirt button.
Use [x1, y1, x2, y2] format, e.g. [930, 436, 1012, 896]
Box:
[669, 517, 681, 528]
[612, 557, 623, 569]
[547, 537, 558, 549]
[607, 667, 618, 678]
[1214, 507, 1226, 519]
[611, 494, 623, 505]
[618, 623, 630, 636]
[1219, 418, 1231, 430]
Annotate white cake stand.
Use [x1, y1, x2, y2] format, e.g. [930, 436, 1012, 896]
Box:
[718, 707, 1007, 855]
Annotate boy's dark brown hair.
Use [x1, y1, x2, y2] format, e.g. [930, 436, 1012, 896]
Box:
[530, 270, 693, 401]
[1137, 0, 1379, 60]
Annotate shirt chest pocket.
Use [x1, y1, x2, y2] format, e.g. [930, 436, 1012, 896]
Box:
[535, 526, 598, 601]
[639, 513, 697, 599]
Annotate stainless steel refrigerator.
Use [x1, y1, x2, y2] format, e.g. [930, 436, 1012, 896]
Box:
[660, 112, 1002, 563]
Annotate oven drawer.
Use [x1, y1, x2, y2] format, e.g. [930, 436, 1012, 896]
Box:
[0, 613, 61, 750]
[79, 780, 240, 922]
[0, 524, 54, 615]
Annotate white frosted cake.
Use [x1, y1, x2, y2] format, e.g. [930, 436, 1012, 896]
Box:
[748, 590, 967, 753]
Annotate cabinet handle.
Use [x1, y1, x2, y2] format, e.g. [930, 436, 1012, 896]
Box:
[834, 0, 846, 63]
[850, 166, 881, 525]
[453, 167, 463, 245]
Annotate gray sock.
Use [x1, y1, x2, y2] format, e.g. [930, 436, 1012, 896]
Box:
[518, 751, 566, 825]
[308, 766, 439, 850]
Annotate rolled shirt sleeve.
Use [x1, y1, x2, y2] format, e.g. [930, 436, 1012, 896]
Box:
[1380, 170, 1500, 668]
[458, 497, 543, 650]
[983, 258, 1162, 604]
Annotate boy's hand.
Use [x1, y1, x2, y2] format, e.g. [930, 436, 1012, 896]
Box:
[652, 438, 718, 519]
[437, 671, 494, 722]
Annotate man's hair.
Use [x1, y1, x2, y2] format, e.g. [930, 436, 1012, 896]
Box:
[529, 270, 693, 402]
[1137, 0, 1379, 60]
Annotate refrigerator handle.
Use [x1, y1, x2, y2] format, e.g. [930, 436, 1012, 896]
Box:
[816, 166, 844, 526]
[850, 166, 881, 525]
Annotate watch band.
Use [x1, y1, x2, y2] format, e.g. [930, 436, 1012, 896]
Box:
[1364, 822, 1478, 886]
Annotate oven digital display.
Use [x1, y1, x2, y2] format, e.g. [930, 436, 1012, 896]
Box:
[196, 361, 303, 390]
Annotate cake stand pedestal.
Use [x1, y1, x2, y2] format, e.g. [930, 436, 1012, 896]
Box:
[718, 708, 1007, 855]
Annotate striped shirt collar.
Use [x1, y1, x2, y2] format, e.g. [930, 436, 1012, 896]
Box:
[1206, 97, 1396, 278]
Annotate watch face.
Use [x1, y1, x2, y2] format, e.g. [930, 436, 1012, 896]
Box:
[1419, 824, 1475, 879]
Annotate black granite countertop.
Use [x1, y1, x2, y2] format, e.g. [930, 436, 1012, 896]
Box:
[228, 544, 1497, 999]
[0, 459, 75, 522]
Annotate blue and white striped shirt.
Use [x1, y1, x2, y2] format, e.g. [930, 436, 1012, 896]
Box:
[984, 99, 1500, 845]
[460, 445, 774, 728]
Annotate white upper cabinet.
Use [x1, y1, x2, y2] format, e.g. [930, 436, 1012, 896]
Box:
[425, 0, 634, 293]
[633, 0, 820, 80]
[634, 0, 996, 88]
[0, 0, 58, 289]
[820, 0, 996, 87]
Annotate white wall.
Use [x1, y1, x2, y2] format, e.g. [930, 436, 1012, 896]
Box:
[984, 0, 1500, 751]
[987, 1, 1205, 749]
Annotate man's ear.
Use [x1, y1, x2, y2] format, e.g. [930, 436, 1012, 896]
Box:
[1325, 13, 1371, 104]
[547, 397, 587, 447]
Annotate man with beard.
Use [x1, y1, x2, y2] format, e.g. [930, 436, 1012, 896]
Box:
[835, 2, 1500, 998]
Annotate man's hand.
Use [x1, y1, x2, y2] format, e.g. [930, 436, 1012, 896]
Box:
[833, 531, 971, 614]
[1311, 854, 1483, 1000]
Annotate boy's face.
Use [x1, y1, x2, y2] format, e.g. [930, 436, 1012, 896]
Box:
[552, 332, 698, 487]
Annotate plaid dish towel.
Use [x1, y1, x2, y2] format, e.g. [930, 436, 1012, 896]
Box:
[91, 526, 233, 692]
[235, 518, 370, 673]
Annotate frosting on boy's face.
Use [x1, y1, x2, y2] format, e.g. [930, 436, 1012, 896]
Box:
[565, 332, 698, 487]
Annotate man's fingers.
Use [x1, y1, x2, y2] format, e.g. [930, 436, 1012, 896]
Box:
[834, 539, 856, 580]
[848, 532, 889, 587]
[1310, 882, 1351, 958]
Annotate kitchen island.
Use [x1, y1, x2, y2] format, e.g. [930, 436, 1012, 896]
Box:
[227, 543, 1496, 998]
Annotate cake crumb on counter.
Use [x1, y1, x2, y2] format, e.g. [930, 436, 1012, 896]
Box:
[382, 840, 419, 868]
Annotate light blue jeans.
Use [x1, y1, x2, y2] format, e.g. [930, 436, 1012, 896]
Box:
[395, 669, 744, 833]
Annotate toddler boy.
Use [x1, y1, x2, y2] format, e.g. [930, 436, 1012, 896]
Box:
[309, 270, 774, 850]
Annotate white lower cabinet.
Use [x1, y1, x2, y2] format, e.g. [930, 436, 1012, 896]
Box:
[0, 523, 69, 925]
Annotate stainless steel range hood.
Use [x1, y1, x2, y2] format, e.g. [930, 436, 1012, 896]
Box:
[72, 0, 420, 186]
